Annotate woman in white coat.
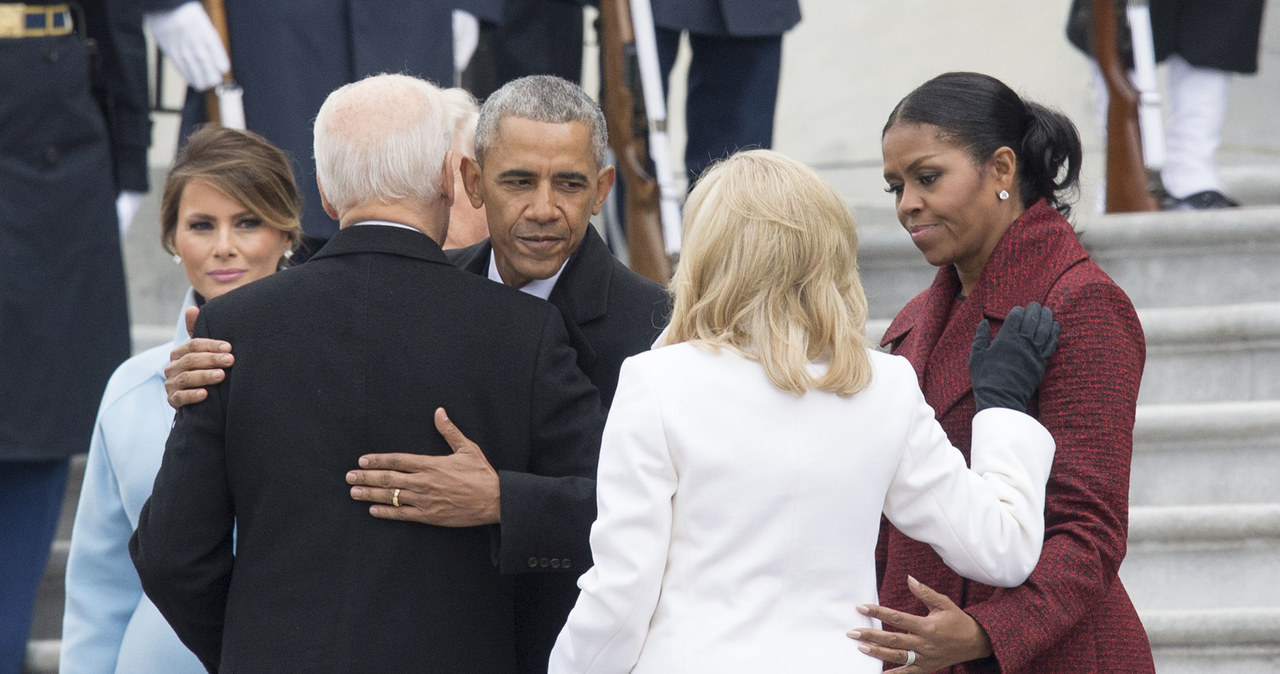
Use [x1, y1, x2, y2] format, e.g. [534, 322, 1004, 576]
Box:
[60, 126, 301, 672]
[548, 149, 1060, 673]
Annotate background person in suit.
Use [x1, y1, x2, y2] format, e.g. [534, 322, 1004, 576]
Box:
[548, 149, 1060, 673]
[651, 0, 802, 186]
[61, 125, 302, 673]
[130, 73, 604, 672]
[853, 72, 1152, 672]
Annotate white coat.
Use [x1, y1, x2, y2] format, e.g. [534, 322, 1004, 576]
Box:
[549, 343, 1054, 673]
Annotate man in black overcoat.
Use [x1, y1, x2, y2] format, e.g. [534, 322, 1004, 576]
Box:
[130, 73, 604, 672]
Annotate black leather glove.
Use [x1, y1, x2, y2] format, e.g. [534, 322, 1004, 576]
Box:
[969, 302, 1060, 413]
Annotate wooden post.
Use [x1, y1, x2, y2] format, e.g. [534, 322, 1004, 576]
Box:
[599, 0, 672, 283]
[201, 0, 232, 125]
[1093, 0, 1159, 212]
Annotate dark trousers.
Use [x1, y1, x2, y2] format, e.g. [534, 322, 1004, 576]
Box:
[655, 29, 783, 186]
[0, 459, 70, 674]
[465, 0, 585, 100]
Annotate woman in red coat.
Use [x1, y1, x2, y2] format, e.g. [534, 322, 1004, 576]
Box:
[851, 72, 1155, 672]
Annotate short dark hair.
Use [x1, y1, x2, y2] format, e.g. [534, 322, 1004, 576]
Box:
[884, 71, 1083, 217]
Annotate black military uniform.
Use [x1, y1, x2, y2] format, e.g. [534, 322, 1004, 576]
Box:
[0, 1, 149, 667]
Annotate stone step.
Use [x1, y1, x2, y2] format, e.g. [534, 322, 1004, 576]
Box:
[1132, 400, 1280, 506]
[1135, 302, 1280, 404]
[1121, 504, 1280, 611]
[1143, 607, 1280, 674]
[855, 206, 1280, 321]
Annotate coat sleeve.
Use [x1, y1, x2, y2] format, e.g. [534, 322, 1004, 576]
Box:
[494, 308, 605, 573]
[547, 355, 674, 673]
[129, 311, 235, 672]
[61, 400, 139, 671]
[965, 278, 1146, 671]
[883, 367, 1055, 588]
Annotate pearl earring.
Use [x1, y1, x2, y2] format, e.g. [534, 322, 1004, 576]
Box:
[172, 254, 182, 265]
[998, 190, 1010, 201]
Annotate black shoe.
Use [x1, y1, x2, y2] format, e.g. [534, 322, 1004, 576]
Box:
[1166, 190, 1240, 210]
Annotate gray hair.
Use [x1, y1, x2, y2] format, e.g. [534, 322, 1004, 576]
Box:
[474, 75, 609, 168]
[313, 73, 452, 213]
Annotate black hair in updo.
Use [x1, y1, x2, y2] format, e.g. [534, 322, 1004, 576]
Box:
[883, 71, 1083, 218]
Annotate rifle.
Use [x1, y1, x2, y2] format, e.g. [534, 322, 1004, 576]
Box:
[1091, 0, 1158, 212]
[599, 0, 678, 283]
[201, 0, 244, 129]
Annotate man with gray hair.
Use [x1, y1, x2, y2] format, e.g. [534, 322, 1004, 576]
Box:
[358, 74, 670, 670]
[130, 73, 604, 672]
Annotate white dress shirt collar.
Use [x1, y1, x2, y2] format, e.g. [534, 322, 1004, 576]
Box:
[487, 249, 566, 300]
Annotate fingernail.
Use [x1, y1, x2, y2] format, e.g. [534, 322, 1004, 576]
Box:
[220, 355, 233, 365]
[346, 472, 356, 483]
[350, 487, 363, 497]
[359, 457, 369, 467]
[369, 506, 380, 516]
[858, 645, 870, 654]
[856, 604, 870, 614]
[848, 630, 862, 639]
[908, 575, 919, 586]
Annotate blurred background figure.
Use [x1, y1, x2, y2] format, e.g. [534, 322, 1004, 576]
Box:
[441, 87, 490, 250]
[462, 0, 587, 100]
[1067, 0, 1268, 209]
[0, 2, 145, 668]
[170, 0, 458, 254]
[651, 0, 801, 187]
[60, 125, 300, 673]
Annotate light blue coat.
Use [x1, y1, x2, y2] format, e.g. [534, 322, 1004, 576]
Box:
[60, 289, 205, 673]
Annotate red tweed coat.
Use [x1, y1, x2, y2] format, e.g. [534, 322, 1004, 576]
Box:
[876, 200, 1155, 672]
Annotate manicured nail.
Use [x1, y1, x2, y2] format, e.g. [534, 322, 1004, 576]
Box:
[858, 645, 871, 654]
[856, 605, 870, 614]
[848, 630, 862, 639]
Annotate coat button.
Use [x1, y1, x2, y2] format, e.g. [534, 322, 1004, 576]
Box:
[562, 559, 571, 569]
[46, 47, 60, 62]
[549, 559, 561, 569]
[527, 557, 538, 568]
[538, 558, 550, 568]
[44, 146, 59, 166]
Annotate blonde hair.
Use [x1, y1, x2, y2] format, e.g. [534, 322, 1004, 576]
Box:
[663, 150, 873, 396]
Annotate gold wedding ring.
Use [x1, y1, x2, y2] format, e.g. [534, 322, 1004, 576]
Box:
[392, 488, 401, 508]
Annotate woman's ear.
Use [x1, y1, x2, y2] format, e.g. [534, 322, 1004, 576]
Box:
[989, 146, 1018, 192]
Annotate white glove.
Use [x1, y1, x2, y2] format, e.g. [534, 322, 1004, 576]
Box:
[452, 10, 480, 75]
[145, 1, 230, 91]
[116, 190, 146, 238]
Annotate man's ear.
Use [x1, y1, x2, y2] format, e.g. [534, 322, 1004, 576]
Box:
[439, 150, 455, 207]
[460, 156, 485, 209]
[592, 165, 617, 216]
[316, 177, 339, 221]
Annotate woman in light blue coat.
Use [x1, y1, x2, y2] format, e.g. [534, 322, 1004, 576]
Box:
[60, 126, 301, 672]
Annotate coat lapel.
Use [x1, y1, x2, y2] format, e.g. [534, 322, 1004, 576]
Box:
[882, 200, 1090, 419]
